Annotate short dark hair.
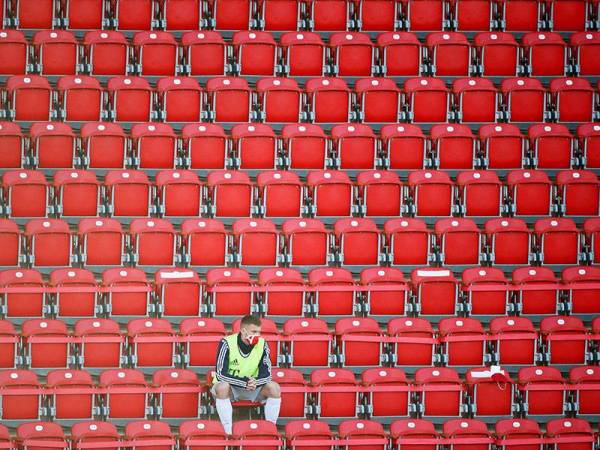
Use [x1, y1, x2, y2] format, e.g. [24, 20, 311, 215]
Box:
[240, 315, 262, 328]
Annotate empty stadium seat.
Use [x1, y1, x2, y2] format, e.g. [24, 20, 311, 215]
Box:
[474, 32, 519, 76]
[156, 170, 202, 217]
[426, 32, 472, 76]
[411, 267, 459, 315]
[157, 77, 203, 123]
[102, 267, 152, 316]
[484, 218, 531, 265]
[6, 75, 53, 121]
[528, 123, 574, 169]
[23, 319, 70, 368]
[404, 77, 450, 123]
[282, 123, 328, 169]
[183, 123, 227, 169]
[540, 315, 589, 365]
[133, 31, 178, 76]
[462, 267, 510, 315]
[439, 317, 487, 366]
[206, 77, 252, 123]
[330, 32, 376, 77]
[517, 366, 567, 416]
[414, 367, 463, 417]
[361, 267, 408, 316]
[232, 123, 278, 169]
[307, 170, 353, 217]
[332, 124, 378, 169]
[507, 170, 553, 216]
[355, 78, 401, 123]
[0, 369, 42, 420]
[335, 317, 384, 366]
[155, 268, 202, 317]
[259, 268, 305, 316]
[47, 369, 95, 419]
[309, 267, 356, 317]
[81, 122, 127, 169]
[0, 269, 45, 318]
[51, 268, 97, 317]
[105, 170, 152, 217]
[534, 218, 581, 265]
[376, 32, 422, 76]
[280, 32, 327, 76]
[561, 266, 600, 314]
[181, 219, 228, 266]
[74, 318, 124, 368]
[457, 171, 502, 217]
[108, 76, 153, 122]
[32, 30, 78, 76]
[83, 31, 129, 76]
[310, 368, 359, 418]
[357, 171, 403, 217]
[512, 266, 561, 315]
[256, 77, 302, 123]
[556, 170, 599, 216]
[153, 369, 202, 418]
[434, 218, 482, 265]
[25, 219, 73, 267]
[501, 77, 546, 123]
[489, 316, 538, 365]
[305, 77, 351, 123]
[233, 31, 278, 76]
[478, 124, 526, 169]
[522, 32, 568, 76]
[282, 218, 331, 266]
[182, 31, 227, 76]
[0, 30, 28, 75]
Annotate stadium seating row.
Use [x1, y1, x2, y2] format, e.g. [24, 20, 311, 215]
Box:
[1, 0, 598, 32]
[0, 264, 598, 317]
[3, 122, 600, 171]
[1, 363, 600, 419]
[2, 169, 599, 219]
[1, 29, 600, 78]
[2, 75, 598, 126]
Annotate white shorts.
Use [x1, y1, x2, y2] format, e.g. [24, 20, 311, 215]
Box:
[211, 383, 266, 403]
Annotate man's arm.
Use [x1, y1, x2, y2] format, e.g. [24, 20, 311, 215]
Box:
[215, 339, 249, 388]
[254, 343, 272, 387]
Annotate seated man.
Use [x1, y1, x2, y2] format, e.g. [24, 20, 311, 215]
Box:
[212, 314, 281, 434]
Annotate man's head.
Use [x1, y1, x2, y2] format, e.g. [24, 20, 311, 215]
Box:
[240, 315, 262, 346]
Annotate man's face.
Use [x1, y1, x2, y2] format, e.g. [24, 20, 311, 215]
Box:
[241, 324, 261, 346]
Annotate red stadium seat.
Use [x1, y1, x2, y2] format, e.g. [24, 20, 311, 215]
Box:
[332, 124, 378, 169]
[285, 420, 334, 444]
[466, 368, 514, 416]
[74, 318, 124, 368]
[307, 170, 353, 217]
[232, 123, 278, 169]
[107, 76, 153, 122]
[157, 77, 203, 123]
[334, 218, 382, 265]
[452, 77, 499, 123]
[0, 30, 28, 75]
[411, 267, 459, 315]
[357, 170, 403, 217]
[156, 170, 202, 217]
[0, 122, 25, 169]
[308, 0, 351, 31]
[500, 77, 546, 123]
[434, 218, 482, 266]
[512, 266, 560, 315]
[280, 32, 326, 76]
[259, 268, 305, 316]
[207, 170, 254, 218]
[83, 31, 129, 76]
[154, 369, 202, 418]
[22, 319, 70, 368]
[357, 0, 399, 30]
[0, 219, 21, 267]
[6, 75, 53, 121]
[456, 170, 502, 217]
[556, 170, 599, 216]
[355, 77, 401, 123]
[430, 124, 476, 170]
[390, 419, 440, 450]
[401, 0, 445, 30]
[126, 421, 175, 450]
[453, 0, 494, 30]
[206, 268, 254, 316]
[25, 218, 73, 267]
[534, 218, 581, 265]
[562, 266, 600, 314]
[376, 32, 422, 76]
[155, 269, 202, 317]
[577, 123, 600, 168]
[16, 422, 66, 450]
[0, 370, 42, 420]
[387, 317, 436, 365]
[71, 421, 120, 450]
[2, 170, 50, 218]
[309, 267, 356, 317]
[130, 218, 177, 266]
[547, 0, 589, 30]
[233, 31, 278, 76]
[0, 269, 45, 318]
[330, 32, 375, 76]
[478, 124, 525, 169]
[182, 31, 227, 76]
[181, 219, 229, 266]
[305, 77, 351, 123]
[47, 369, 95, 419]
[113, 0, 156, 30]
[570, 32, 600, 76]
[404, 77, 450, 123]
[180, 318, 226, 367]
[29, 122, 76, 169]
[102, 267, 152, 316]
[257, 171, 304, 218]
[384, 218, 431, 266]
[550, 77, 595, 122]
[473, 32, 519, 76]
[310, 368, 359, 418]
[495, 419, 542, 450]
[506, 170, 553, 216]
[545, 418, 595, 450]
[256, 77, 302, 123]
[489, 316, 538, 365]
[443, 419, 494, 450]
[233, 218, 280, 266]
[528, 123, 574, 169]
[380, 124, 427, 169]
[335, 317, 384, 366]
[81, 123, 127, 169]
[408, 170, 455, 217]
[284, 317, 332, 367]
[426, 32, 472, 76]
[183, 123, 227, 170]
[128, 318, 177, 368]
[361, 368, 409, 417]
[282, 219, 331, 266]
[522, 32, 568, 76]
[500, 0, 542, 31]
[64, 0, 106, 29]
[414, 367, 463, 416]
[462, 267, 510, 315]
[569, 366, 600, 414]
[210, 0, 252, 30]
[100, 368, 149, 419]
[56, 76, 103, 122]
[105, 170, 152, 217]
[439, 317, 487, 366]
[584, 218, 600, 263]
[258, 0, 302, 31]
[360, 267, 408, 316]
[50, 268, 97, 318]
[77, 218, 125, 266]
[206, 77, 252, 123]
[540, 315, 589, 364]
[282, 123, 328, 169]
[179, 420, 228, 450]
[133, 31, 178, 76]
[32, 30, 78, 75]
[337, 420, 387, 450]
[53, 170, 100, 217]
[132, 122, 179, 169]
[0, 320, 18, 368]
[484, 218, 531, 265]
[517, 366, 567, 415]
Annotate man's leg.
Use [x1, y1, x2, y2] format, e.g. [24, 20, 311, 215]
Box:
[213, 382, 234, 435]
[260, 381, 281, 425]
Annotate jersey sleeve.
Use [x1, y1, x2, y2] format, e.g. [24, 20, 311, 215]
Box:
[254, 343, 272, 386]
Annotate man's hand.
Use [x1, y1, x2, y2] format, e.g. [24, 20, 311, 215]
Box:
[246, 377, 257, 391]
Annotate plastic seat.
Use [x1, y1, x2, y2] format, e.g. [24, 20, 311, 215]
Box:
[478, 124, 525, 169]
[282, 219, 331, 266]
[562, 266, 600, 314]
[71, 421, 120, 450]
[411, 267, 459, 315]
[0, 269, 45, 318]
[56, 76, 103, 122]
[232, 219, 280, 266]
[545, 418, 595, 450]
[556, 170, 599, 216]
[584, 218, 600, 263]
[283, 318, 332, 367]
[308, 0, 352, 30]
[384, 218, 430, 265]
[500, 0, 542, 31]
[100, 369, 149, 419]
[125, 420, 175, 450]
[0, 370, 42, 420]
[155, 269, 202, 317]
[128, 318, 177, 368]
[528, 123, 574, 169]
[77, 218, 124, 266]
[434, 218, 482, 266]
[113, 0, 157, 30]
[334, 218, 382, 266]
[495, 419, 543, 450]
[233, 31, 278, 76]
[282, 123, 328, 169]
[414, 367, 464, 417]
[285, 420, 334, 445]
[32, 30, 79, 75]
[74, 318, 124, 368]
[0, 220, 21, 267]
[0, 122, 25, 169]
[439, 317, 487, 366]
[258, 0, 302, 31]
[453, 0, 494, 30]
[6, 75, 53, 122]
[131, 123, 178, 169]
[570, 32, 600, 75]
[430, 124, 476, 170]
[452, 77, 498, 123]
[181, 219, 228, 266]
[401, 0, 445, 30]
[535, 218, 581, 265]
[156, 77, 203, 123]
[64, 0, 106, 29]
[306, 77, 351, 123]
[232, 123, 278, 169]
[182, 31, 226, 76]
[540, 315, 589, 364]
[307, 170, 353, 217]
[102, 267, 152, 316]
[47, 369, 95, 419]
[133, 31, 178, 76]
[335, 317, 383, 366]
[130, 218, 176, 266]
[517, 366, 567, 415]
[404, 77, 450, 123]
[179, 318, 225, 368]
[376, 32, 421, 76]
[357, 0, 399, 30]
[569, 366, 600, 414]
[255, 77, 301, 123]
[156, 170, 202, 218]
[206, 268, 253, 316]
[512, 266, 560, 315]
[361, 368, 409, 417]
[360, 267, 407, 316]
[2, 170, 50, 218]
[207, 170, 254, 217]
[473, 32, 519, 76]
[310, 368, 359, 418]
[16, 422, 66, 450]
[83, 31, 129, 75]
[25, 219, 73, 267]
[484, 218, 531, 265]
[153, 369, 202, 418]
[0, 30, 28, 75]
[461, 267, 509, 315]
[456, 170, 502, 217]
[465, 369, 513, 416]
[390, 419, 440, 450]
[0, 321, 18, 369]
[30, 122, 76, 169]
[332, 124, 378, 169]
[577, 123, 600, 168]
[210, 0, 252, 30]
[380, 124, 426, 169]
[337, 420, 387, 450]
[490, 316, 537, 365]
[280, 32, 326, 76]
[426, 32, 472, 76]
[50, 268, 97, 318]
[22, 319, 71, 368]
[108, 76, 153, 122]
[183, 123, 227, 169]
[105, 170, 151, 217]
[206, 77, 252, 123]
[309, 268, 356, 317]
[259, 268, 305, 317]
[522, 32, 568, 76]
[257, 171, 304, 218]
[550, 78, 594, 122]
[330, 32, 375, 76]
[81, 123, 127, 169]
[179, 420, 228, 450]
[357, 170, 402, 217]
[443, 419, 494, 450]
[53, 170, 99, 217]
[355, 77, 400, 123]
[507, 170, 552, 216]
[500, 77, 546, 122]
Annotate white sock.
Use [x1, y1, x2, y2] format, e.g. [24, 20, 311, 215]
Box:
[264, 397, 281, 424]
[215, 398, 233, 435]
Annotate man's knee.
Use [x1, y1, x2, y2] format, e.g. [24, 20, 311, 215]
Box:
[262, 381, 281, 398]
[214, 382, 232, 399]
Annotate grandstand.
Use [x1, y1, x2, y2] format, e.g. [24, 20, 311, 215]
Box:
[0, 0, 599, 448]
